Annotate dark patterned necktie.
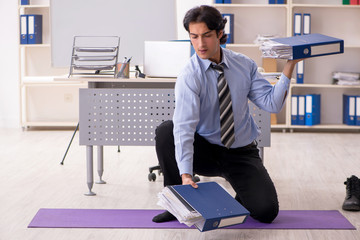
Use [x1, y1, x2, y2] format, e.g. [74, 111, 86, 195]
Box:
[211, 64, 235, 149]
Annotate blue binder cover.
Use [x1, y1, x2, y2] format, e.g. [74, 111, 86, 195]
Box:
[305, 94, 321, 126]
[298, 95, 306, 125]
[21, 0, 30, 5]
[291, 95, 298, 125]
[269, 0, 276, 3]
[223, 0, 232, 3]
[271, 33, 344, 60]
[222, 14, 234, 44]
[20, 15, 28, 44]
[170, 182, 249, 232]
[343, 94, 356, 125]
[215, 0, 224, 3]
[27, 14, 42, 44]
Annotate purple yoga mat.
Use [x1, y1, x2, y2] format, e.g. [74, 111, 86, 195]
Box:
[28, 209, 355, 230]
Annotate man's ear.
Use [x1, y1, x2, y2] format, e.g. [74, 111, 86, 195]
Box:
[218, 30, 224, 40]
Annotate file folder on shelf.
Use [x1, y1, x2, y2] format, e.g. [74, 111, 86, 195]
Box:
[298, 95, 305, 125]
[296, 60, 304, 84]
[27, 15, 42, 44]
[222, 14, 234, 44]
[21, 0, 30, 5]
[20, 15, 28, 44]
[303, 13, 311, 35]
[356, 96, 360, 126]
[343, 95, 356, 125]
[157, 182, 249, 232]
[305, 94, 321, 126]
[260, 33, 344, 60]
[291, 95, 298, 125]
[293, 13, 302, 36]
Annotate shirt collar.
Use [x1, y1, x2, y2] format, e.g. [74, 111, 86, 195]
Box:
[197, 48, 229, 71]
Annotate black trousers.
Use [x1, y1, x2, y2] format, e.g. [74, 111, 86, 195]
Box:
[155, 120, 279, 223]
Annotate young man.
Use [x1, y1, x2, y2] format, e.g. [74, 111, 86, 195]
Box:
[153, 5, 301, 223]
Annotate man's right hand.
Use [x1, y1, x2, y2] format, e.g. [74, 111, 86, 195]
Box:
[181, 173, 198, 188]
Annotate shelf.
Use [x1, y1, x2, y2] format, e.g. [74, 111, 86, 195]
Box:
[226, 43, 260, 48]
[22, 76, 85, 85]
[214, 4, 287, 8]
[19, 5, 49, 9]
[289, 124, 360, 130]
[291, 4, 360, 8]
[20, 44, 51, 48]
[22, 121, 78, 127]
[291, 84, 360, 89]
[271, 124, 287, 129]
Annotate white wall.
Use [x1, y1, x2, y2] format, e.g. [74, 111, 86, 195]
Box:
[0, 0, 218, 128]
[0, 1, 20, 128]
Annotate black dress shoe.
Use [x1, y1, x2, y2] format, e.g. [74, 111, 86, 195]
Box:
[152, 211, 176, 223]
[342, 175, 360, 211]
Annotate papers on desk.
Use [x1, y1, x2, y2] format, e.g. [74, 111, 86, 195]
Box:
[157, 182, 249, 232]
[260, 33, 344, 60]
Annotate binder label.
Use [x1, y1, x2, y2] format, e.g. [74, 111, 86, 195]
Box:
[21, 16, 27, 35]
[294, 14, 302, 36]
[28, 16, 35, 34]
[349, 97, 355, 116]
[311, 43, 340, 56]
[298, 96, 305, 115]
[219, 215, 247, 228]
[306, 95, 312, 113]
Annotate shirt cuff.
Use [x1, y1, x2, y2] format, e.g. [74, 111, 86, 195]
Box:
[279, 73, 291, 89]
[177, 161, 193, 177]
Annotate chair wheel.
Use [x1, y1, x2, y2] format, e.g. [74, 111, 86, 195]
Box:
[148, 172, 156, 181]
[192, 175, 200, 183]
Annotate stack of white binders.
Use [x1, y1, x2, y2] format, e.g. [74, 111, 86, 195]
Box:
[157, 182, 249, 232]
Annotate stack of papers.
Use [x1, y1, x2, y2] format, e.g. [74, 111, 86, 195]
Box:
[157, 182, 250, 232]
[260, 40, 293, 59]
[157, 187, 203, 227]
[333, 71, 360, 85]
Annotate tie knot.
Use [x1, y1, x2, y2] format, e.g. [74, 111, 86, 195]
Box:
[211, 63, 224, 73]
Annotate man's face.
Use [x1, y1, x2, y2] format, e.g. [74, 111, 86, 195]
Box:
[188, 22, 223, 64]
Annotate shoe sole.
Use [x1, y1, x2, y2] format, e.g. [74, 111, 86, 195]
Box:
[342, 205, 360, 211]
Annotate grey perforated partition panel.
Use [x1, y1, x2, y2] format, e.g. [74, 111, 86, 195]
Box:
[79, 88, 270, 147]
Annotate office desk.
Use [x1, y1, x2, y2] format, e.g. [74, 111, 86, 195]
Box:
[56, 77, 270, 196]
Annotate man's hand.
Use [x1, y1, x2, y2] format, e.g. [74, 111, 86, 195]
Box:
[282, 58, 304, 79]
[182, 173, 198, 188]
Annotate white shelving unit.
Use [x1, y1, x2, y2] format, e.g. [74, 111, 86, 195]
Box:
[18, 0, 86, 128]
[214, 0, 360, 131]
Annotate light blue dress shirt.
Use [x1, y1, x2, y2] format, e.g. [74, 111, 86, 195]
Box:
[173, 48, 290, 176]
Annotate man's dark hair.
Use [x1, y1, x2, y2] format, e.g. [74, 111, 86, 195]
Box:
[183, 5, 228, 45]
